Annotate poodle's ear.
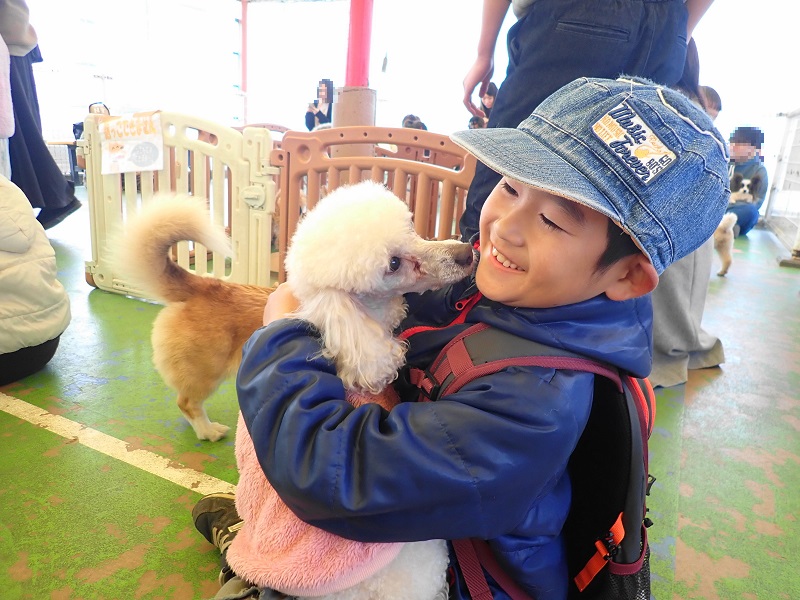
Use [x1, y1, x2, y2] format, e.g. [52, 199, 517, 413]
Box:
[296, 289, 406, 393]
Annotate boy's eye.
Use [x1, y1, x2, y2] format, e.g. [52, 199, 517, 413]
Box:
[501, 181, 518, 196]
[540, 215, 564, 232]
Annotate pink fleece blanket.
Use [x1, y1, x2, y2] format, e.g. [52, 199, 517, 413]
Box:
[227, 387, 403, 596]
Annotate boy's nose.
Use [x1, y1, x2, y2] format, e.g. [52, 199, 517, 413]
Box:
[493, 212, 526, 248]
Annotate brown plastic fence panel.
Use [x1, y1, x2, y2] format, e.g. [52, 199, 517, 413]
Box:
[270, 126, 476, 282]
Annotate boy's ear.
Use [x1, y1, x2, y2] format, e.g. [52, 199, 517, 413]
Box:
[604, 254, 659, 301]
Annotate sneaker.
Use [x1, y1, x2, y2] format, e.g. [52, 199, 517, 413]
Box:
[192, 492, 243, 555]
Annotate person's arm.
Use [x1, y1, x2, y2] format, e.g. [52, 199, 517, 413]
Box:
[462, 0, 510, 117]
[305, 107, 316, 131]
[685, 0, 714, 39]
[236, 317, 593, 544]
[753, 162, 769, 209]
[0, 0, 38, 56]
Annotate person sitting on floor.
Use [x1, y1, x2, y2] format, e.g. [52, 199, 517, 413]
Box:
[0, 174, 71, 386]
[727, 126, 768, 237]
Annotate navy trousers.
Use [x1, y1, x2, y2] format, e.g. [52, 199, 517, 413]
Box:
[9, 46, 75, 211]
[459, 0, 689, 241]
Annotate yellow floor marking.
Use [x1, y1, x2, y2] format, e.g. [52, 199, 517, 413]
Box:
[0, 391, 236, 496]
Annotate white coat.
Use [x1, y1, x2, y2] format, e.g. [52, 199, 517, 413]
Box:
[0, 175, 70, 354]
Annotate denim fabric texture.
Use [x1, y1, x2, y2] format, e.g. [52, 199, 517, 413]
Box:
[457, 0, 689, 242]
[451, 77, 731, 275]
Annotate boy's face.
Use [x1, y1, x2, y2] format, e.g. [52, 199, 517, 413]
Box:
[477, 178, 627, 308]
[729, 142, 757, 163]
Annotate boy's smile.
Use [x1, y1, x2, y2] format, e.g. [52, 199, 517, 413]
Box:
[477, 178, 635, 308]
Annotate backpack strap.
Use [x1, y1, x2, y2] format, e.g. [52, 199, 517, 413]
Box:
[408, 323, 623, 402]
[573, 512, 626, 591]
[453, 538, 535, 600]
[407, 323, 652, 598]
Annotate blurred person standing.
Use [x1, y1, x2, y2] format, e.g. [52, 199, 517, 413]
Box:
[458, 0, 715, 242]
[1, 0, 82, 230]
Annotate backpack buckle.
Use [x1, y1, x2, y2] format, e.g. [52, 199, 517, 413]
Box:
[417, 369, 442, 402]
[596, 531, 620, 561]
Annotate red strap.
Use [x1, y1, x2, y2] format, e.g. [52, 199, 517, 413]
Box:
[454, 538, 535, 600]
[452, 539, 494, 600]
[574, 513, 626, 592]
[398, 292, 482, 340]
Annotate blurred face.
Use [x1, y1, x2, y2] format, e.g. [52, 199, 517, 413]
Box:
[476, 178, 620, 308]
[482, 93, 495, 108]
[318, 84, 328, 102]
[729, 142, 757, 163]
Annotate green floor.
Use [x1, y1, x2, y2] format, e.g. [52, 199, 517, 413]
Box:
[1, 192, 798, 599]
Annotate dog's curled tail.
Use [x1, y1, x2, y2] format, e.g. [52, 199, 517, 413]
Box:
[117, 194, 232, 303]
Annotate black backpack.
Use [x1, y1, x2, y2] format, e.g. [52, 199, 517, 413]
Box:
[407, 322, 655, 599]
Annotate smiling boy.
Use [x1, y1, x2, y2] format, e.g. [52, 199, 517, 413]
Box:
[195, 77, 730, 600]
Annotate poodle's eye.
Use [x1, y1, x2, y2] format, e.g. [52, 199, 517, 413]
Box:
[388, 256, 402, 273]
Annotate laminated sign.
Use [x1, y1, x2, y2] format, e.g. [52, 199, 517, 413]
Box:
[99, 112, 164, 175]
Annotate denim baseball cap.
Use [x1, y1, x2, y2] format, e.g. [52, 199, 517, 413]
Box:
[451, 77, 731, 274]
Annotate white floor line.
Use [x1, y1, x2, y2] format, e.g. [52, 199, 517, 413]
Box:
[0, 391, 236, 496]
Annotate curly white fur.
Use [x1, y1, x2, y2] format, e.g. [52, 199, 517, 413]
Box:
[285, 180, 475, 394]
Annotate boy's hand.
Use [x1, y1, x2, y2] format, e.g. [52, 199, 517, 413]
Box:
[263, 283, 300, 325]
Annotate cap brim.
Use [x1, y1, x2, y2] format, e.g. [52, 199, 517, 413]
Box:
[451, 127, 653, 264]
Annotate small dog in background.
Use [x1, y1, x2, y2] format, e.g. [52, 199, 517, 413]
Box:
[729, 173, 763, 204]
[713, 212, 738, 276]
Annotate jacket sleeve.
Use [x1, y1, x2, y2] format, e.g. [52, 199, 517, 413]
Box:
[237, 318, 594, 544]
[754, 162, 769, 209]
[305, 109, 316, 131]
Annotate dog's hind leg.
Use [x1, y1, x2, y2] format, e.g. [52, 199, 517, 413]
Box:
[717, 256, 731, 277]
[178, 393, 230, 441]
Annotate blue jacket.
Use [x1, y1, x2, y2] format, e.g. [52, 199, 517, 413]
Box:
[236, 276, 654, 599]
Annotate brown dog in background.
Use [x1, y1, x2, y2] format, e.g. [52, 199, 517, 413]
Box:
[118, 196, 273, 441]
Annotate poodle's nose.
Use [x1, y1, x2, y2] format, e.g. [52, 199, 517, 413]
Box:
[455, 244, 474, 267]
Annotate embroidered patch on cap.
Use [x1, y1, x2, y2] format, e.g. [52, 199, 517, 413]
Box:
[592, 102, 677, 184]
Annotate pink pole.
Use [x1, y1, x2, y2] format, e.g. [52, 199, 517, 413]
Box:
[241, 0, 248, 123]
[345, 0, 373, 87]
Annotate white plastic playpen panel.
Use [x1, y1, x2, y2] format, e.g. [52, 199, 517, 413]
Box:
[81, 111, 278, 300]
[764, 108, 800, 258]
